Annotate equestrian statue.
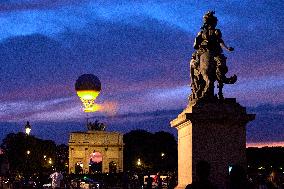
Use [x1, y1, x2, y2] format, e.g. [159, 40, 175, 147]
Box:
[189, 11, 237, 104]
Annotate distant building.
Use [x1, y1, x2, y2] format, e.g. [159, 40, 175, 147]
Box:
[68, 130, 123, 174]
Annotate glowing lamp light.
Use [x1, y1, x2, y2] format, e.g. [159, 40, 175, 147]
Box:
[76, 90, 101, 112]
[25, 121, 31, 135]
[77, 90, 100, 100]
[75, 74, 101, 112]
[137, 158, 142, 166]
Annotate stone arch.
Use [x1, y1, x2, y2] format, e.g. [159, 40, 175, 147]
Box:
[89, 150, 103, 173]
[109, 161, 117, 173]
[75, 161, 84, 174]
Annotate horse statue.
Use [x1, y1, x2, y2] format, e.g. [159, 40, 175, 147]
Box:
[87, 120, 106, 131]
[189, 11, 237, 103]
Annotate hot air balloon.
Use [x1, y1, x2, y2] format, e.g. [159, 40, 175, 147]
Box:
[75, 74, 101, 112]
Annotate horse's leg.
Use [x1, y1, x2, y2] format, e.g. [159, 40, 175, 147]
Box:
[201, 71, 210, 98]
[217, 81, 224, 100]
[207, 75, 215, 98]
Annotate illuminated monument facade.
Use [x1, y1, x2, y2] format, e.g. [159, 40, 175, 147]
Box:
[68, 125, 123, 174]
[171, 11, 255, 188]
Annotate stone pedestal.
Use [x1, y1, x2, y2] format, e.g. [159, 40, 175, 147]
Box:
[171, 99, 255, 189]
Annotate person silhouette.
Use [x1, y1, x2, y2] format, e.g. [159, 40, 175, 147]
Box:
[228, 165, 253, 189]
[49, 169, 63, 189]
[146, 173, 152, 189]
[267, 170, 283, 189]
[185, 160, 218, 189]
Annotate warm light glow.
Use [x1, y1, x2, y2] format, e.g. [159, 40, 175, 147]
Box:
[48, 158, 52, 164]
[258, 166, 265, 170]
[161, 153, 165, 157]
[90, 152, 103, 163]
[137, 158, 141, 166]
[26, 150, 30, 155]
[76, 161, 84, 168]
[85, 104, 101, 113]
[76, 90, 100, 112]
[246, 141, 284, 148]
[77, 90, 100, 100]
[25, 128, 31, 135]
[100, 101, 118, 116]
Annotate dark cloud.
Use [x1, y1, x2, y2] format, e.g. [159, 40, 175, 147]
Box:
[59, 17, 191, 84]
[0, 34, 77, 100]
[247, 104, 284, 143]
[0, 17, 191, 104]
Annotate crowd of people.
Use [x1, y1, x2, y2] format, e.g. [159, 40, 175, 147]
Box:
[0, 164, 283, 189]
[185, 161, 284, 189]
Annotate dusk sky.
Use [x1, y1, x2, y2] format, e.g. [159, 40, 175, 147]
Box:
[0, 1, 283, 146]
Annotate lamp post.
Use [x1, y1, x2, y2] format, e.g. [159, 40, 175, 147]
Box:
[48, 158, 52, 165]
[137, 158, 142, 166]
[25, 121, 31, 135]
[24, 121, 31, 177]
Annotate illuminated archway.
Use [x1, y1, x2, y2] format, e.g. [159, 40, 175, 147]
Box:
[75, 161, 83, 174]
[109, 161, 117, 173]
[89, 151, 103, 173]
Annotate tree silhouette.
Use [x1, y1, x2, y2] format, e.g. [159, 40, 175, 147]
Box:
[1, 132, 56, 176]
[123, 130, 177, 173]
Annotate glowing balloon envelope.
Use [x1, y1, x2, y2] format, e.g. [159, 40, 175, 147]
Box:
[75, 74, 101, 112]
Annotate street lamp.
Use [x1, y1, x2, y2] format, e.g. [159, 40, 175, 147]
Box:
[137, 158, 142, 166]
[25, 121, 31, 135]
[48, 158, 52, 165]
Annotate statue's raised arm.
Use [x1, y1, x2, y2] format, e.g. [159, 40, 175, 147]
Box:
[189, 11, 237, 104]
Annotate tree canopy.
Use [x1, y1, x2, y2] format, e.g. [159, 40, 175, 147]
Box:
[1, 132, 58, 175]
[123, 129, 177, 173]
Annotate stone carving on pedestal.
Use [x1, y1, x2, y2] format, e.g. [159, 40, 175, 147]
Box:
[171, 11, 255, 189]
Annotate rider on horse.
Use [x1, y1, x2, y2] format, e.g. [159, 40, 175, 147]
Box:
[190, 11, 237, 102]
